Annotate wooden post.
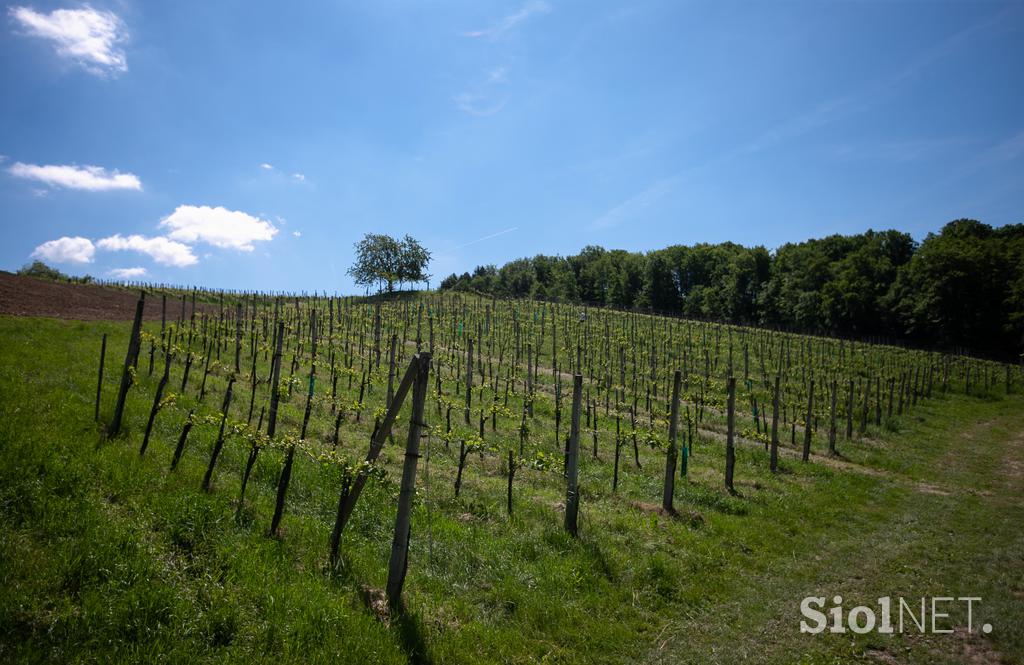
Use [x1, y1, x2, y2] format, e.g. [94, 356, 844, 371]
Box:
[247, 342, 258, 424]
[454, 439, 467, 497]
[202, 378, 235, 491]
[328, 463, 357, 569]
[334, 354, 423, 539]
[802, 379, 815, 462]
[875, 376, 882, 426]
[770, 375, 780, 473]
[662, 370, 681, 513]
[299, 312, 319, 441]
[683, 405, 693, 474]
[109, 292, 145, 438]
[828, 379, 838, 455]
[169, 410, 195, 471]
[506, 450, 516, 516]
[237, 406, 266, 519]
[385, 352, 431, 611]
[147, 297, 160, 375]
[95, 333, 107, 421]
[270, 313, 316, 536]
[860, 378, 869, 434]
[386, 333, 397, 408]
[198, 339, 213, 402]
[725, 377, 736, 492]
[140, 348, 173, 456]
[465, 337, 473, 424]
[234, 302, 243, 374]
[267, 321, 285, 438]
[564, 374, 583, 537]
[613, 414, 621, 492]
[180, 348, 194, 394]
[845, 379, 854, 439]
[527, 342, 534, 418]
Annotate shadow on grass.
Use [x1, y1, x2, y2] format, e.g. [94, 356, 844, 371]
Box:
[394, 609, 434, 665]
[95, 422, 131, 449]
[581, 538, 619, 582]
[353, 579, 435, 665]
[324, 555, 356, 586]
[678, 484, 748, 516]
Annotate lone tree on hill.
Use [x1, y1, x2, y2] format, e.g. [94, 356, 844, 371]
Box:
[348, 233, 431, 294]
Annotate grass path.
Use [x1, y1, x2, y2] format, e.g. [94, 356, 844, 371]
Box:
[648, 397, 1024, 664]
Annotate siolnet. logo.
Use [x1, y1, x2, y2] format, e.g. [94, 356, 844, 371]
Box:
[800, 596, 992, 635]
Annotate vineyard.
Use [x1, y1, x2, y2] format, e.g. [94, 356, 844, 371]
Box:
[2, 285, 1022, 664]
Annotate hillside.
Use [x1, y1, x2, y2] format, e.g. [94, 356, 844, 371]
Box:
[1, 289, 1021, 663]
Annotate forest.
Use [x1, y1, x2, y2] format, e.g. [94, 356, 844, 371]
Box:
[440, 219, 1024, 360]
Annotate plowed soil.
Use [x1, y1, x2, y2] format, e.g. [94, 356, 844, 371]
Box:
[0, 272, 215, 321]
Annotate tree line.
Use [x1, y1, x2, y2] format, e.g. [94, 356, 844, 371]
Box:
[439, 219, 1024, 360]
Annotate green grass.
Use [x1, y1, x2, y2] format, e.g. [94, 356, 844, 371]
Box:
[1, 315, 1021, 664]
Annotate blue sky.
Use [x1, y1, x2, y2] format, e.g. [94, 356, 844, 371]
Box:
[1, 1, 1022, 293]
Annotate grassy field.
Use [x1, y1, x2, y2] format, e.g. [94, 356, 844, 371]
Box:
[1, 312, 1021, 664]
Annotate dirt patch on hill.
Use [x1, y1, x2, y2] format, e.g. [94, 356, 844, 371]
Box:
[999, 430, 1024, 493]
[0, 272, 214, 321]
[629, 500, 704, 526]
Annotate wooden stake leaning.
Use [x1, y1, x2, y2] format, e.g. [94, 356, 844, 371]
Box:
[385, 352, 431, 611]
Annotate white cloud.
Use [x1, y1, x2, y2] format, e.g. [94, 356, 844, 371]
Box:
[9, 5, 128, 76]
[449, 226, 518, 250]
[292, 230, 301, 238]
[8, 162, 141, 191]
[454, 66, 511, 116]
[591, 175, 681, 230]
[453, 91, 507, 117]
[985, 129, 1024, 164]
[260, 163, 274, 170]
[97, 234, 197, 267]
[108, 266, 146, 279]
[158, 204, 278, 251]
[31, 236, 95, 264]
[292, 172, 305, 181]
[463, 1, 550, 39]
